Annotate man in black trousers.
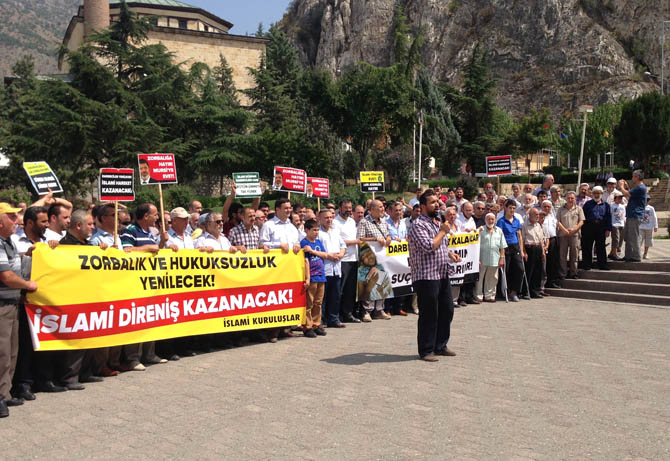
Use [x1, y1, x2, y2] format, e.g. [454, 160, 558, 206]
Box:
[581, 186, 611, 270]
[407, 190, 461, 362]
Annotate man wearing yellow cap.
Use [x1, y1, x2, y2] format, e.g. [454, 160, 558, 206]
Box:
[0, 203, 38, 418]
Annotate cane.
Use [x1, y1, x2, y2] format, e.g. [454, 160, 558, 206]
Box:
[500, 257, 509, 303]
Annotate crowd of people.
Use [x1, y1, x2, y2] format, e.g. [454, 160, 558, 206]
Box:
[0, 170, 658, 415]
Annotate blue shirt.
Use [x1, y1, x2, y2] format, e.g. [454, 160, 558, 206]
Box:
[385, 216, 407, 240]
[583, 200, 612, 231]
[301, 238, 326, 283]
[120, 222, 158, 248]
[497, 216, 522, 245]
[626, 184, 647, 219]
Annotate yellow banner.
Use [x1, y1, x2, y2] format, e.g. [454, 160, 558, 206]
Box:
[25, 244, 306, 351]
[359, 171, 384, 183]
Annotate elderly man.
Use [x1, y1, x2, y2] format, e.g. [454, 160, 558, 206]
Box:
[334, 200, 361, 323]
[484, 189, 497, 207]
[189, 200, 202, 214]
[522, 208, 545, 298]
[471, 201, 485, 228]
[533, 174, 555, 196]
[353, 205, 365, 225]
[576, 183, 591, 208]
[581, 186, 612, 270]
[620, 170, 647, 262]
[557, 192, 584, 281]
[0, 203, 38, 417]
[195, 213, 240, 252]
[357, 200, 392, 321]
[318, 209, 346, 328]
[484, 183, 497, 203]
[550, 185, 566, 212]
[520, 193, 535, 220]
[541, 200, 560, 288]
[457, 202, 477, 232]
[166, 207, 195, 250]
[120, 203, 168, 370]
[386, 201, 407, 242]
[476, 213, 507, 302]
[408, 190, 461, 362]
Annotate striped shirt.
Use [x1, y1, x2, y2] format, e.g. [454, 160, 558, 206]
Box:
[0, 236, 22, 302]
[120, 223, 158, 248]
[407, 214, 450, 281]
[357, 215, 390, 241]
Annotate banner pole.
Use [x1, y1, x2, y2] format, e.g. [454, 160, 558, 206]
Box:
[288, 191, 291, 201]
[372, 192, 376, 201]
[158, 183, 166, 231]
[113, 201, 118, 247]
[317, 197, 321, 211]
[497, 175, 501, 196]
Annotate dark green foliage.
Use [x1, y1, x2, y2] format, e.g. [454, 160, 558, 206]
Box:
[614, 92, 670, 172]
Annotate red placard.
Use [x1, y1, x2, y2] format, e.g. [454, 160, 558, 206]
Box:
[307, 177, 329, 198]
[272, 166, 306, 193]
[99, 168, 135, 201]
[138, 153, 178, 185]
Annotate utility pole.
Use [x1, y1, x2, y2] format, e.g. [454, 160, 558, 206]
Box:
[417, 110, 424, 190]
[577, 105, 593, 187]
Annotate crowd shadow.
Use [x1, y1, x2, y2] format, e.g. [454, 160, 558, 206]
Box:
[321, 352, 417, 366]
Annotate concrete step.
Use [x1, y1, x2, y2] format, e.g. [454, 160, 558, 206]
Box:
[544, 287, 670, 308]
[562, 278, 670, 296]
[607, 260, 670, 271]
[579, 269, 670, 284]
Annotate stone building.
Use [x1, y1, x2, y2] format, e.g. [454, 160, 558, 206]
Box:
[60, 0, 268, 105]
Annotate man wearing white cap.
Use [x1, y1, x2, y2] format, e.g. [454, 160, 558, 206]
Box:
[581, 186, 611, 270]
[475, 213, 506, 302]
[166, 207, 194, 250]
[608, 190, 626, 260]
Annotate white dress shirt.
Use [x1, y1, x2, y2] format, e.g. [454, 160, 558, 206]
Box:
[334, 213, 358, 262]
[194, 231, 231, 251]
[44, 227, 65, 242]
[319, 226, 346, 277]
[456, 214, 476, 232]
[259, 216, 300, 249]
[543, 214, 558, 238]
[167, 228, 195, 249]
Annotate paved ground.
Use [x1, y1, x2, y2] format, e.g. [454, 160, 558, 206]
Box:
[2, 296, 669, 460]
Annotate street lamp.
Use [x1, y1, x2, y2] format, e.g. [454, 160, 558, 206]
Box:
[577, 104, 593, 187]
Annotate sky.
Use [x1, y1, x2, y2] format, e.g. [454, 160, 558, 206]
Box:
[186, 0, 293, 36]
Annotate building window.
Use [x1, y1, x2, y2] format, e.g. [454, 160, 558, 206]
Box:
[178, 19, 187, 29]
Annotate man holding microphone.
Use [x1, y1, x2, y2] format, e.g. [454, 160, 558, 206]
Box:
[408, 190, 462, 363]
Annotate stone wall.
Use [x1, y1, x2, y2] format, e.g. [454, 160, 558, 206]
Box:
[146, 30, 265, 106]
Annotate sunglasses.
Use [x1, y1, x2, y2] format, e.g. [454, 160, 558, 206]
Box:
[214, 220, 224, 224]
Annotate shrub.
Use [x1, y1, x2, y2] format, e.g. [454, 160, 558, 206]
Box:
[0, 186, 32, 207]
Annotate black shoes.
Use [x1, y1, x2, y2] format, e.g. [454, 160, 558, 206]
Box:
[81, 376, 104, 383]
[303, 329, 317, 338]
[35, 381, 67, 393]
[0, 400, 8, 418]
[342, 314, 361, 323]
[327, 322, 346, 328]
[6, 397, 24, 407]
[12, 384, 36, 401]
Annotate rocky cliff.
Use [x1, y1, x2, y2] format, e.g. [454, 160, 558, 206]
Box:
[281, 0, 667, 116]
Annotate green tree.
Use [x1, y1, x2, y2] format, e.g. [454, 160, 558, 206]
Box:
[557, 102, 623, 169]
[615, 92, 670, 171]
[415, 69, 461, 175]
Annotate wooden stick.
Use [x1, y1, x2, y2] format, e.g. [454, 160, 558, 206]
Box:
[158, 183, 166, 232]
[288, 191, 291, 201]
[372, 192, 376, 201]
[113, 201, 118, 248]
[317, 197, 321, 211]
[497, 175, 501, 196]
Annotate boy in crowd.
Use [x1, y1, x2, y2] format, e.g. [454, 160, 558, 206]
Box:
[300, 219, 328, 338]
[640, 197, 658, 260]
[608, 190, 626, 261]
